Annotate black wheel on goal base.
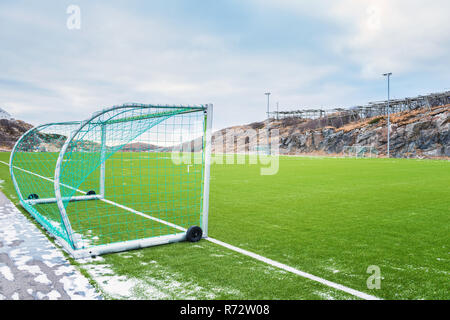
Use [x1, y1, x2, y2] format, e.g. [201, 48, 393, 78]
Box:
[27, 194, 39, 200]
[87, 190, 96, 195]
[186, 226, 203, 242]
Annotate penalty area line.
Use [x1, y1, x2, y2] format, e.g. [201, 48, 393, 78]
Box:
[0, 159, 380, 300]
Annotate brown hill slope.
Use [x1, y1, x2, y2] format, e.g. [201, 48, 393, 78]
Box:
[2, 105, 448, 158]
[212, 105, 449, 158]
[0, 119, 33, 151]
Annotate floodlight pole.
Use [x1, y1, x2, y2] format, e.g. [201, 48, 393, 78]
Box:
[265, 92, 271, 120]
[276, 101, 279, 120]
[265, 92, 271, 155]
[383, 73, 392, 158]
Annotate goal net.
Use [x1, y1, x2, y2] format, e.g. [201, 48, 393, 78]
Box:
[342, 146, 378, 158]
[10, 104, 212, 258]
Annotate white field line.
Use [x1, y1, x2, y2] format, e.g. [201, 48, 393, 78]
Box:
[1, 160, 86, 195]
[2, 160, 185, 231]
[99, 198, 186, 232]
[88, 197, 380, 300]
[0, 160, 380, 300]
[206, 237, 380, 300]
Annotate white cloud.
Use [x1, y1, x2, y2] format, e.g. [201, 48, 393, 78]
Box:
[254, 0, 450, 78]
[329, 0, 450, 78]
[0, 2, 341, 129]
[1, 1, 448, 130]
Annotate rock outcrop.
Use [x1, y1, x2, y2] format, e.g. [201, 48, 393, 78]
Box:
[1, 105, 449, 158]
[0, 119, 33, 151]
[213, 105, 450, 158]
[279, 105, 449, 158]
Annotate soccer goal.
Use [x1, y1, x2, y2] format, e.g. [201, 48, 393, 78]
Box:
[252, 145, 270, 155]
[342, 145, 378, 158]
[10, 104, 212, 258]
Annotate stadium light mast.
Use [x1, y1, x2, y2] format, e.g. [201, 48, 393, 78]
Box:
[383, 72, 392, 158]
[264, 92, 271, 156]
[265, 92, 271, 120]
[276, 101, 279, 120]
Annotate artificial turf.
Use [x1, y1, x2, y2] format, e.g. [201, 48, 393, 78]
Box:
[0, 152, 448, 299]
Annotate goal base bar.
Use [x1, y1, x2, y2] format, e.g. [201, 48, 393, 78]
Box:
[22, 193, 206, 259]
[60, 232, 187, 259]
[25, 194, 103, 205]
[21, 196, 193, 259]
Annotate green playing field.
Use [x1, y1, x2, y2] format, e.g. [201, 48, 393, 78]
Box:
[9, 151, 204, 247]
[0, 152, 448, 300]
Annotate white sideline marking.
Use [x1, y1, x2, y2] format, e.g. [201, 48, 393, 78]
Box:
[0, 160, 380, 300]
[88, 196, 379, 299]
[2, 161, 86, 195]
[206, 237, 380, 300]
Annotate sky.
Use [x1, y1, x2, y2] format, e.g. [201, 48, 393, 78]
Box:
[1, 0, 450, 130]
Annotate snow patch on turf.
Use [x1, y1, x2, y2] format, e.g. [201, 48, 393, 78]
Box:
[82, 258, 242, 300]
[34, 274, 52, 285]
[0, 196, 101, 300]
[324, 260, 344, 275]
[83, 263, 168, 299]
[0, 265, 14, 281]
[84, 264, 136, 298]
[77, 255, 105, 264]
[262, 265, 288, 276]
[315, 291, 337, 300]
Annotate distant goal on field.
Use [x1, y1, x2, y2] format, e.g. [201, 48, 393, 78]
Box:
[342, 146, 378, 158]
[10, 104, 213, 258]
[251, 145, 271, 155]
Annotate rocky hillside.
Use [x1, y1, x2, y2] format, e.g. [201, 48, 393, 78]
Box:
[2, 105, 448, 158]
[0, 118, 33, 151]
[120, 142, 162, 152]
[212, 104, 450, 158]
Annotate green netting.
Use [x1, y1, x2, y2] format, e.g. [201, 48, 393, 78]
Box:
[10, 105, 208, 254]
[10, 122, 82, 241]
